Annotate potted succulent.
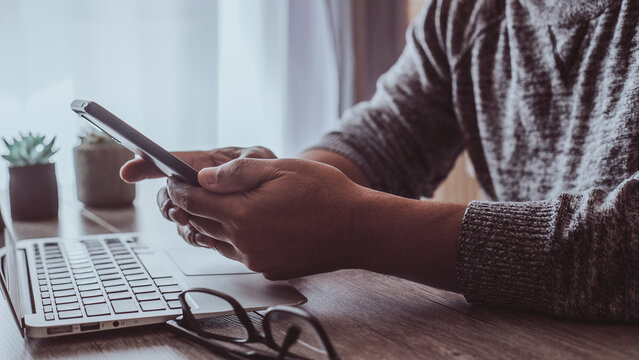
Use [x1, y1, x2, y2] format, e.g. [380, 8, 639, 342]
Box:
[74, 127, 135, 207]
[2, 132, 59, 221]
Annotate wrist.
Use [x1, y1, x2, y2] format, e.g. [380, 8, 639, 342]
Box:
[349, 188, 466, 292]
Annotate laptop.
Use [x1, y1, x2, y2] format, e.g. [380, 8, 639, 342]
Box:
[0, 206, 306, 338]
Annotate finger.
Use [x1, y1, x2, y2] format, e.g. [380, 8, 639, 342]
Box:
[120, 151, 205, 183]
[188, 216, 228, 243]
[167, 178, 232, 220]
[176, 223, 200, 247]
[239, 146, 276, 159]
[194, 233, 243, 262]
[120, 158, 165, 183]
[197, 158, 282, 193]
[157, 186, 173, 221]
[168, 207, 189, 226]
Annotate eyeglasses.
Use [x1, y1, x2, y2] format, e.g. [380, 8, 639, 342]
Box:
[165, 288, 341, 360]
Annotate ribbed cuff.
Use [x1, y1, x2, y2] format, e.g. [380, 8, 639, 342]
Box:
[457, 200, 558, 311]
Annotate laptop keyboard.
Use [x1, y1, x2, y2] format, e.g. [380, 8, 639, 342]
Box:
[34, 236, 183, 321]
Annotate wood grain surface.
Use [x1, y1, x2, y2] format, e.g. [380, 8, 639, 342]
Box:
[1, 182, 638, 360]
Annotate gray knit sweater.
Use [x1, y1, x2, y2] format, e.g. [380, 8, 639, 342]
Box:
[315, 0, 639, 320]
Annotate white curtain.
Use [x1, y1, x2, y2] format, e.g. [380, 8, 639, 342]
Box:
[0, 0, 338, 187]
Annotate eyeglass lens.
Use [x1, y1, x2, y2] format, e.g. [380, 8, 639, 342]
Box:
[185, 291, 256, 340]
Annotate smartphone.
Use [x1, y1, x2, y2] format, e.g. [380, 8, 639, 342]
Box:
[70, 100, 200, 186]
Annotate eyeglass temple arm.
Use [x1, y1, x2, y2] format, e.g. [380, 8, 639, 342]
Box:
[276, 326, 301, 360]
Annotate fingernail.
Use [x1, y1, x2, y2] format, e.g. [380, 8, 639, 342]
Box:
[168, 208, 188, 225]
[198, 168, 218, 185]
[194, 234, 211, 248]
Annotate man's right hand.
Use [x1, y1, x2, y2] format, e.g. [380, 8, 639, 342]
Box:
[119, 146, 277, 226]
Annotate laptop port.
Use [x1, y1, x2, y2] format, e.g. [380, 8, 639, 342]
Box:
[80, 323, 100, 332]
[47, 325, 73, 335]
[112, 321, 120, 328]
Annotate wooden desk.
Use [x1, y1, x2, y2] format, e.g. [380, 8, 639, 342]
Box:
[2, 181, 639, 359]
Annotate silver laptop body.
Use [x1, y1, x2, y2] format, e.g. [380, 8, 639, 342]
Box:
[0, 208, 306, 338]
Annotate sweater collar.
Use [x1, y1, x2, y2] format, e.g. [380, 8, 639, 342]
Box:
[519, 0, 622, 25]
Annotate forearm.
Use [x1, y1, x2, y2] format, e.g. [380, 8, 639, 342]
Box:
[352, 187, 466, 292]
[300, 148, 465, 292]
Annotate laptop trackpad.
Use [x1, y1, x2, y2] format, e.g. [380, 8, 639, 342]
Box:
[166, 247, 254, 275]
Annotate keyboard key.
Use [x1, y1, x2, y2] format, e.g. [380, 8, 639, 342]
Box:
[40, 286, 48, 292]
[122, 268, 144, 276]
[75, 273, 95, 280]
[119, 264, 140, 271]
[86, 303, 110, 316]
[108, 292, 132, 301]
[38, 274, 46, 280]
[93, 260, 112, 266]
[167, 300, 182, 309]
[42, 298, 51, 306]
[136, 292, 160, 301]
[154, 277, 177, 287]
[80, 290, 102, 298]
[163, 292, 180, 301]
[116, 258, 136, 265]
[51, 283, 74, 292]
[76, 278, 97, 286]
[40, 292, 50, 299]
[78, 283, 100, 292]
[43, 305, 53, 313]
[125, 274, 148, 282]
[57, 303, 80, 311]
[83, 296, 106, 305]
[55, 296, 78, 304]
[72, 268, 93, 275]
[54, 290, 76, 298]
[100, 274, 121, 281]
[140, 300, 165, 311]
[49, 267, 70, 275]
[44, 313, 55, 321]
[51, 278, 72, 286]
[129, 279, 152, 288]
[50, 272, 71, 279]
[159, 285, 181, 294]
[58, 310, 83, 319]
[94, 264, 115, 271]
[97, 268, 118, 276]
[103, 279, 124, 287]
[105, 285, 128, 294]
[111, 299, 138, 314]
[69, 259, 90, 265]
[137, 253, 171, 278]
[132, 285, 155, 294]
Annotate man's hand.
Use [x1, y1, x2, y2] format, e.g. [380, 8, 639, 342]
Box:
[120, 146, 276, 225]
[166, 158, 369, 280]
[120, 146, 276, 182]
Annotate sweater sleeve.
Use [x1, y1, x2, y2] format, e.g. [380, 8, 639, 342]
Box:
[312, 1, 465, 199]
[459, 172, 639, 321]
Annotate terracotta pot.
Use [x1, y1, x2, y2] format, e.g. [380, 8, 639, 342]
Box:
[74, 142, 135, 208]
[9, 163, 59, 221]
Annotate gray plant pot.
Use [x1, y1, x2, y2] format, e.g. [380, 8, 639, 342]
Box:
[74, 143, 135, 208]
[9, 162, 59, 220]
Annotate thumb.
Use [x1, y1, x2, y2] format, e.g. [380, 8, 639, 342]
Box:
[198, 158, 280, 193]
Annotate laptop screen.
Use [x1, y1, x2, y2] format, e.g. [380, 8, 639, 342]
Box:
[0, 205, 24, 334]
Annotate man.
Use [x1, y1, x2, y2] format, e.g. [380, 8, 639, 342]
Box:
[121, 0, 639, 320]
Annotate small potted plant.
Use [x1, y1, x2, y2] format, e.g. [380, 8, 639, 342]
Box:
[2, 132, 59, 221]
[74, 127, 135, 207]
